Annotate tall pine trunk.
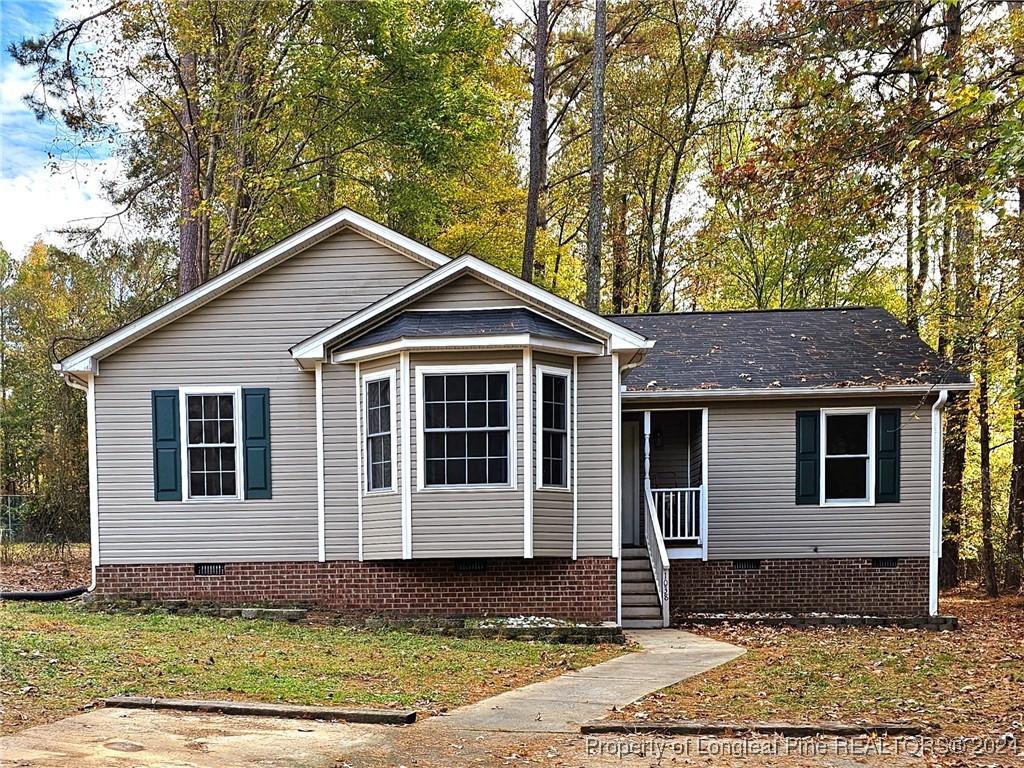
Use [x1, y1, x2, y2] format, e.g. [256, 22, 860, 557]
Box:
[522, 0, 549, 283]
[177, 41, 203, 295]
[978, 333, 999, 597]
[1005, 3, 1024, 594]
[584, 0, 607, 312]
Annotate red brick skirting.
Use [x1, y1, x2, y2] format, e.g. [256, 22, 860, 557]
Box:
[94, 557, 617, 623]
[669, 557, 929, 617]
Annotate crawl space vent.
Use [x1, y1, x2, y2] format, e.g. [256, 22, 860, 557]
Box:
[732, 559, 762, 572]
[194, 563, 226, 577]
[871, 557, 899, 569]
[454, 559, 488, 573]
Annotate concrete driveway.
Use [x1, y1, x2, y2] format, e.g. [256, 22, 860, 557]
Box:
[0, 707, 387, 768]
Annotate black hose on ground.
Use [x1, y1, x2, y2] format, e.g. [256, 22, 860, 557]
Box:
[0, 586, 88, 601]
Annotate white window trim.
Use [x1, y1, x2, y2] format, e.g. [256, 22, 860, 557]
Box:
[362, 368, 399, 495]
[178, 385, 244, 503]
[820, 406, 876, 507]
[535, 364, 572, 491]
[415, 363, 518, 491]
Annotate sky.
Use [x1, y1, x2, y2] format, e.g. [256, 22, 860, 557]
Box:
[0, 0, 127, 259]
[0, 0, 534, 262]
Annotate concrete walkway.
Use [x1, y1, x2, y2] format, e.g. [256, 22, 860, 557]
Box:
[428, 629, 744, 734]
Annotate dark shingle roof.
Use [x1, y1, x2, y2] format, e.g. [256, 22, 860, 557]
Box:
[608, 307, 970, 392]
[341, 308, 596, 351]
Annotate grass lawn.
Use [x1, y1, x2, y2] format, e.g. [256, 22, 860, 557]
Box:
[0, 602, 624, 735]
[621, 589, 1024, 737]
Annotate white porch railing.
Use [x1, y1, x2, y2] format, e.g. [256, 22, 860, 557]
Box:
[643, 486, 671, 627]
[651, 487, 702, 542]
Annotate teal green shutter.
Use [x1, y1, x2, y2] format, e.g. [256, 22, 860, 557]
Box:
[151, 390, 181, 501]
[795, 411, 820, 505]
[243, 388, 272, 499]
[875, 408, 901, 503]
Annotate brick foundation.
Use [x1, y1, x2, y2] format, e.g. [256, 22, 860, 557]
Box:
[669, 557, 930, 617]
[94, 557, 617, 623]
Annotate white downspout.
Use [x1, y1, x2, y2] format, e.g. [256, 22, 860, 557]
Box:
[86, 374, 99, 591]
[929, 389, 949, 617]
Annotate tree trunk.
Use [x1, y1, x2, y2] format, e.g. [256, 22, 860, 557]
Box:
[1007, 183, 1024, 591]
[522, 0, 549, 283]
[177, 37, 203, 295]
[610, 189, 628, 314]
[979, 334, 998, 597]
[940, 209, 976, 588]
[1004, 3, 1024, 593]
[584, 0, 607, 312]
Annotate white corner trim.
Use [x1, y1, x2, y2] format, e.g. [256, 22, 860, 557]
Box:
[291, 254, 650, 364]
[177, 385, 244, 503]
[611, 353, 622, 559]
[701, 406, 709, 562]
[315, 363, 326, 562]
[355, 361, 364, 561]
[59, 209, 449, 372]
[413, 362, 519, 492]
[572, 357, 579, 561]
[930, 389, 949, 616]
[534, 363, 572, 491]
[361, 368, 399, 495]
[819, 406, 876, 507]
[400, 352, 413, 559]
[87, 375, 99, 580]
[524, 349, 534, 558]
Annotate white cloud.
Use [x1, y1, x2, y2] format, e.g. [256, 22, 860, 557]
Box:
[0, 157, 133, 258]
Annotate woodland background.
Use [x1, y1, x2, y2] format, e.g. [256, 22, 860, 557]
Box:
[1, 0, 1022, 593]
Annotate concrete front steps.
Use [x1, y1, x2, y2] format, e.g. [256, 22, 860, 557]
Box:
[621, 546, 664, 629]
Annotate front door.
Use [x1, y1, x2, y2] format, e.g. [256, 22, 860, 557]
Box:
[621, 421, 641, 546]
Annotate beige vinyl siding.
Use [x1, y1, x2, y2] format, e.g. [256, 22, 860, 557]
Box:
[409, 351, 525, 558]
[94, 230, 431, 564]
[706, 396, 934, 559]
[575, 355, 615, 556]
[533, 352, 574, 557]
[410, 274, 524, 310]
[322, 362, 357, 559]
[357, 355, 403, 559]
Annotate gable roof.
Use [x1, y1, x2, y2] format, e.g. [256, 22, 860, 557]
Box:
[610, 307, 972, 396]
[57, 208, 451, 374]
[340, 308, 597, 351]
[290, 255, 653, 367]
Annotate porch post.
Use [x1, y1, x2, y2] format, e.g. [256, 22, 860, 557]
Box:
[643, 410, 652, 495]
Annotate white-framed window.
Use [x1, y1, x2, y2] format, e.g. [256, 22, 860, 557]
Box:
[180, 386, 243, 500]
[364, 370, 397, 493]
[821, 407, 875, 506]
[536, 365, 570, 489]
[416, 364, 517, 489]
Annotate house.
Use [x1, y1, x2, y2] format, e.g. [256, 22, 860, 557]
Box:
[55, 209, 971, 628]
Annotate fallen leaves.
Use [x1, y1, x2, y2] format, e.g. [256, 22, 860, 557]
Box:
[618, 589, 1024, 741]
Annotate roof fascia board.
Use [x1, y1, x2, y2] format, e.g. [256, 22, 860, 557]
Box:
[621, 383, 975, 403]
[331, 334, 605, 364]
[292, 256, 650, 364]
[59, 209, 450, 372]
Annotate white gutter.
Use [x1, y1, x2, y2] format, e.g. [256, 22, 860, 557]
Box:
[622, 383, 973, 402]
[929, 389, 949, 616]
